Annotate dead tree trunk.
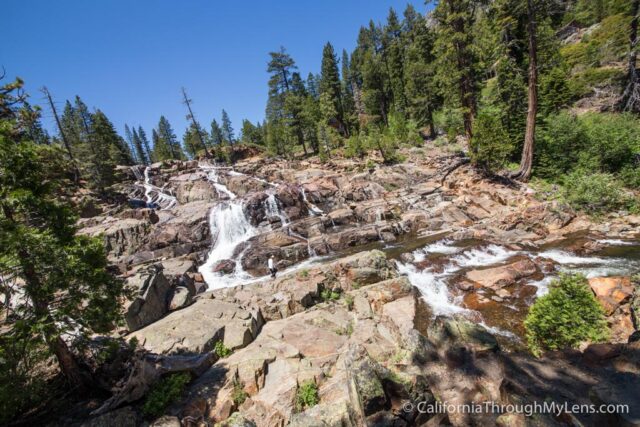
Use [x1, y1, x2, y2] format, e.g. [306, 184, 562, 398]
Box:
[41, 87, 81, 183]
[511, 0, 538, 182]
[181, 88, 211, 158]
[617, 0, 640, 113]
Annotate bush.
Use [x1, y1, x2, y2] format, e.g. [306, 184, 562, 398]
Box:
[524, 274, 609, 357]
[142, 372, 191, 418]
[561, 170, 628, 214]
[535, 112, 587, 178]
[470, 107, 512, 172]
[232, 380, 248, 406]
[536, 112, 640, 183]
[295, 381, 319, 411]
[214, 341, 232, 358]
[433, 107, 464, 142]
[579, 113, 640, 173]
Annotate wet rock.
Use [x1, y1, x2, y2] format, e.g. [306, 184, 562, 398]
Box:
[465, 258, 537, 289]
[588, 276, 634, 315]
[400, 252, 415, 263]
[124, 266, 171, 331]
[120, 207, 160, 224]
[213, 259, 236, 274]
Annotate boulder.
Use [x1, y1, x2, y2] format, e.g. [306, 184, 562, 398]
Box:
[168, 286, 193, 311]
[590, 372, 640, 427]
[80, 406, 140, 427]
[213, 259, 236, 274]
[465, 258, 537, 289]
[124, 266, 172, 331]
[127, 297, 263, 354]
[588, 276, 634, 315]
[80, 218, 150, 259]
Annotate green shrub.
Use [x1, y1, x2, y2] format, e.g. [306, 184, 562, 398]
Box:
[434, 107, 464, 142]
[142, 372, 191, 418]
[536, 112, 640, 183]
[620, 164, 640, 189]
[579, 113, 640, 173]
[232, 380, 248, 406]
[214, 340, 232, 358]
[0, 334, 48, 426]
[535, 112, 587, 178]
[562, 170, 627, 214]
[321, 288, 340, 301]
[524, 274, 609, 357]
[470, 107, 512, 172]
[295, 381, 319, 411]
[344, 133, 366, 158]
[343, 294, 354, 310]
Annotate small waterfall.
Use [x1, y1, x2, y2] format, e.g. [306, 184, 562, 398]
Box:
[202, 166, 236, 200]
[199, 200, 257, 288]
[132, 166, 177, 210]
[301, 188, 324, 215]
[375, 208, 383, 223]
[264, 194, 289, 226]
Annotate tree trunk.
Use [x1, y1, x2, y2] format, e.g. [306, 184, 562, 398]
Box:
[427, 108, 436, 139]
[51, 336, 87, 391]
[512, 0, 538, 182]
[617, 0, 640, 112]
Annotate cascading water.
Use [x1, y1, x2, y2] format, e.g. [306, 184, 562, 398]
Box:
[199, 201, 257, 288]
[198, 163, 257, 289]
[264, 193, 289, 226]
[130, 165, 177, 209]
[301, 188, 324, 215]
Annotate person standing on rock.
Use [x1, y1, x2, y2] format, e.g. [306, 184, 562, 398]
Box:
[268, 255, 277, 278]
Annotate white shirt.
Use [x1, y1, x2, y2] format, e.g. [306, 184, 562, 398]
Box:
[268, 258, 274, 269]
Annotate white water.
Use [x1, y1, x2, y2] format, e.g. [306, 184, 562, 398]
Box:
[264, 194, 289, 226]
[136, 166, 177, 210]
[535, 249, 637, 278]
[301, 188, 324, 215]
[199, 200, 257, 288]
[396, 261, 469, 316]
[598, 239, 635, 246]
[451, 244, 518, 268]
[413, 239, 463, 262]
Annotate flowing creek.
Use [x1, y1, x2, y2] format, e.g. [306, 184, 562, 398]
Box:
[193, 162, 640, 343]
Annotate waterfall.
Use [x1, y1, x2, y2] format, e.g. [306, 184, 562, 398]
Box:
[202, 166, 236, 200]
[264, 194, 289, 226]
[301, 188, 324, 215]
[130, 165, 177, 210]
[199, 200, 257, 288]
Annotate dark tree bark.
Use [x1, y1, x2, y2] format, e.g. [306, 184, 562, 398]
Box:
[512, 0, 538, 182]
[617, 0, 640, 113]
[181, 87, 211, 158]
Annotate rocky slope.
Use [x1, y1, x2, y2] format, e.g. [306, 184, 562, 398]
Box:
[74, 146, 640, 427]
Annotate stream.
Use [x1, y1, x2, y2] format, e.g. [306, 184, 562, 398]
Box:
[192, 162, 639, 342]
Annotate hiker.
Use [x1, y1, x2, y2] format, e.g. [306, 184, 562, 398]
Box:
[268, 255, 277, 278]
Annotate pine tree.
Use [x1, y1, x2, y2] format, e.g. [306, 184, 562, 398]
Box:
[131, 127, 147, 165]
[221, 109, 235, 145]
[341, 49, 357, 133]
[124, 124, 138, 163]
[319, 42, 346, 135]
[0, 81, 124, 394]
[157, 116, 184, 160]
[182, 123, 209, 158]
[403, 4, 440, 136]
[93, 110, 133, 166]
[432, 0, 481, 141]
[210, 119, 224, 146]
[137, 126, 152, 164]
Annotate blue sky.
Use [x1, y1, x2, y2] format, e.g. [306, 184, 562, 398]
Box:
[3, 0, 428, 141]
